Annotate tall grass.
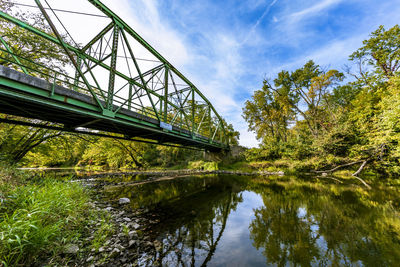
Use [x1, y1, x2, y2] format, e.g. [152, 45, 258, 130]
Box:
[0, 166, 92, 266]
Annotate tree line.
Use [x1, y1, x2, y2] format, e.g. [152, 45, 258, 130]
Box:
[243, 25, 400, 176]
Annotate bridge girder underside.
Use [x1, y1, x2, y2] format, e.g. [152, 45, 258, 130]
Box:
[0, 66, 224, 151]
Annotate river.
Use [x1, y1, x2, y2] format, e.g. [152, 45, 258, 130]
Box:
[31, 170, 400, 266]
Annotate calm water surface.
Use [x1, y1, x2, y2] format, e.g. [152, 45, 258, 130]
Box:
[101, 174, 400, 267]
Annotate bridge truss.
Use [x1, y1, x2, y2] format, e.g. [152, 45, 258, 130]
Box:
[0, 0, 229, 151]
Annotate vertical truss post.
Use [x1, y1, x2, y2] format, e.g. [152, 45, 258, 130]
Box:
[208, 106, 211, 142]
[107, 24, 120, 111]
[164, 65, 169, 122]
[180, 112, 183, 129]
[128, 82, 132, 110]
[191, 87, 195, 136]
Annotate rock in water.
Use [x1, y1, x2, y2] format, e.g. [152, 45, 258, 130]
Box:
[119, 198, 130, 204]
[123, 217, 131, 222]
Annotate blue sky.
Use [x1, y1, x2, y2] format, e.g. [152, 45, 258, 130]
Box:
[115, 0, 400, 147]
[14, 0, 400, 147]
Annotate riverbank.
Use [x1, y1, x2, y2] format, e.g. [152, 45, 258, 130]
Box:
[0, 166, 119, 266]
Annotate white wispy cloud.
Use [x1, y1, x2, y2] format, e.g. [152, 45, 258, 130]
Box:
[241, 0, 279, 45]
[111, 0, 190, 67]
[288, 0, 343, 21]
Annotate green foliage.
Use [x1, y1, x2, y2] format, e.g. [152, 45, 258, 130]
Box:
[188, 160, 219, 171]
[350, 25, 400, 80]
[219, 161, 254, 172]
[243, 24, 400, 176]
[90, 217, 114, 251]
[0, 2, 70, 77]
[0, 168, 92, 266]
[80, 137, 150, 169]
[0, 115, 64, 164]
[24, 134, 89, 167]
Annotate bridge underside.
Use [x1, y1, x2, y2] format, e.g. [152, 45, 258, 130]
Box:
[0, 66, 226, 152]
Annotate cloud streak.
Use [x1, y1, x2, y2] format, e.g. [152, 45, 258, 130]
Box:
[288, 0, 343, 21]
[241, 0, 279, 45]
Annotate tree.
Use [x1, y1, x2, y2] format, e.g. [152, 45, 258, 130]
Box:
[272, 61, 344, 137]
[243, 79, 294, 144]
[243, 61, 345, 160]
[0, 2, 70, 76]
[350, 25, 400, 81]
[0, 115, 62, 164]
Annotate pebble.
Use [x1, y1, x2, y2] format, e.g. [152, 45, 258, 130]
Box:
[64, 244, 79, 254]
[128, 240, 136, 247]
[119, 198, 131, 204]
[110, 248, 121, 258]
[128, 231, 137, 238]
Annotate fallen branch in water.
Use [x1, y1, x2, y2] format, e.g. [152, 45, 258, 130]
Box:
[315, 159, 371, 189]
[352, 175, 371, 189]
[314, 160, 364, 174]
[352, 160, 368, 176]
[352, 160, 371, 189]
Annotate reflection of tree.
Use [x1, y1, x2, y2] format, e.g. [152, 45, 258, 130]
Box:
[250, 193, 320, 266]
[105, 174, 400, 266]
[138, 180, 243, 267]
[248, 180, 400, 266]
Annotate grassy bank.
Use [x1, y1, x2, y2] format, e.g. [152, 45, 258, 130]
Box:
[183, 156, 385, 182]
[184, 157, 341, 173]
[0, 165, 113, 266]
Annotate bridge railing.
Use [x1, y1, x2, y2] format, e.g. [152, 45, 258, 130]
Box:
[0, 0, 230, 148]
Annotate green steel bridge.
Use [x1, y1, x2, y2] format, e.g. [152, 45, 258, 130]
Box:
[0, 0, 229, 151]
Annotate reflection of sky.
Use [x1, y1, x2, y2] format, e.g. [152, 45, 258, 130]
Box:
[207, 191, 266, 267]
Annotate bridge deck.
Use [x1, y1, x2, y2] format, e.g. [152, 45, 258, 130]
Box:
[0, 66, 226, 151]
